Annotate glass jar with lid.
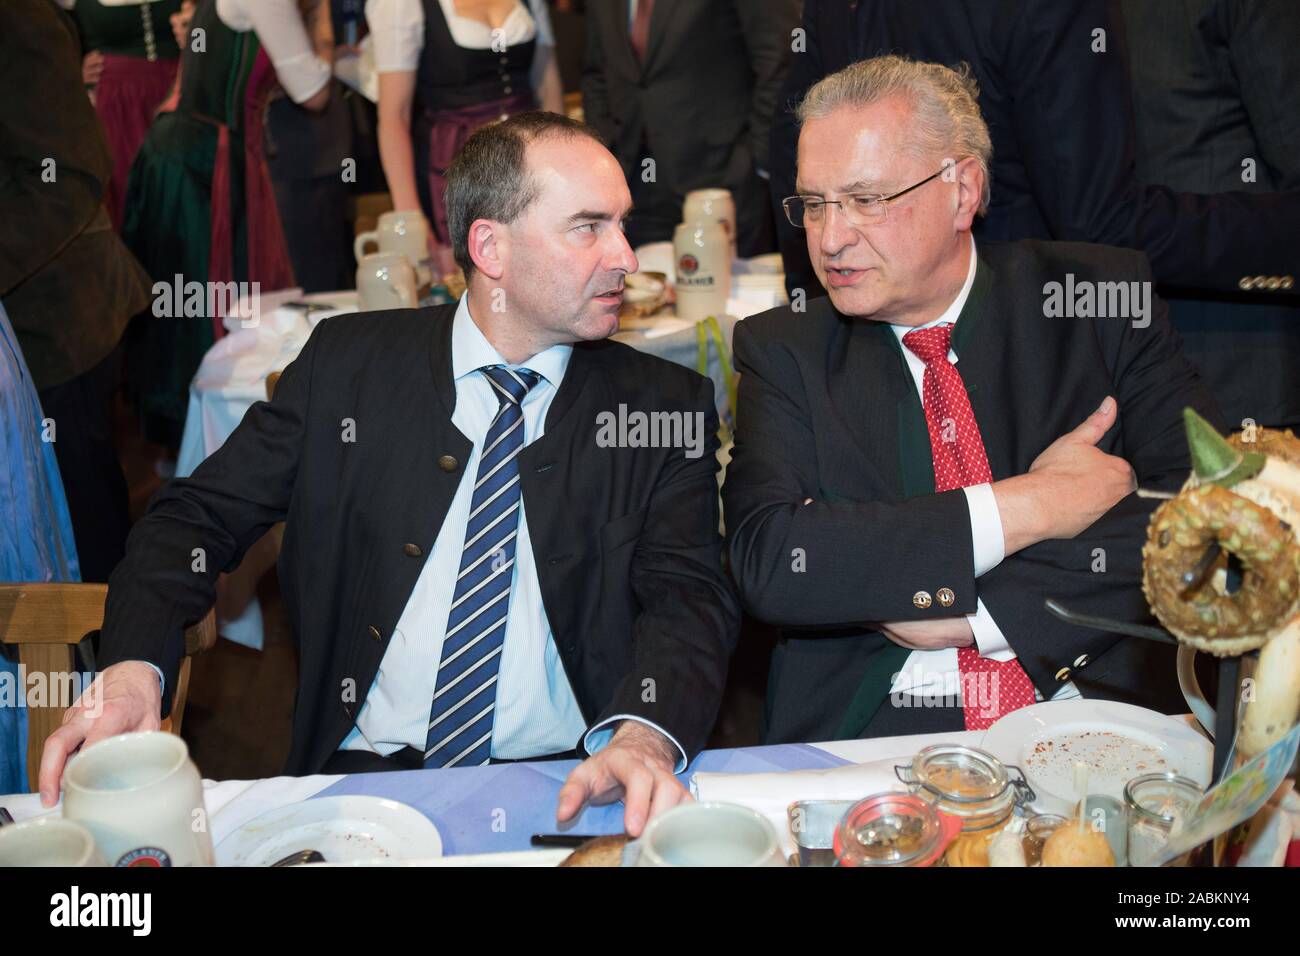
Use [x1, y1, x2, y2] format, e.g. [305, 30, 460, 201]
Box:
[833, 792, 962, 867]
[895, 744, 1036, 833]
[1125, 772, 1204, 867]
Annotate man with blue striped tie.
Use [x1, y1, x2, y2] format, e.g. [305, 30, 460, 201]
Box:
[47, 111, 740, 838]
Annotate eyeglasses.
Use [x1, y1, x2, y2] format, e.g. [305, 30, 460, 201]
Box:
[782, 167, 950, 229]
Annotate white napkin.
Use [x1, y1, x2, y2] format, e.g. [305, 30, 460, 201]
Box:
[221, 287, 306, 333]
[689, 757, 907, 855]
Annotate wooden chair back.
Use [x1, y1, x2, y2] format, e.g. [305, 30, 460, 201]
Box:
[0, 583, 217, 791]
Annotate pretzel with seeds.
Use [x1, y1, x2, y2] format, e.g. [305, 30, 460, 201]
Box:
[1141, 413, 1300, 758]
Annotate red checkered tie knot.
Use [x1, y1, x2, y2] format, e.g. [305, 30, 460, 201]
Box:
[901, 322, 1036, 730]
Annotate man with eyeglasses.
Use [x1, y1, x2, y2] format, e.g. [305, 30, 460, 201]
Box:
[723, 57, 1221, 742]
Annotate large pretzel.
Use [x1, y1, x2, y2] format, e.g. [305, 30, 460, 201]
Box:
[1141, 415, 1300, 758]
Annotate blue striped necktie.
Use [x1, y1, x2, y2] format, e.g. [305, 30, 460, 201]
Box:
[424, 365, 540, 767]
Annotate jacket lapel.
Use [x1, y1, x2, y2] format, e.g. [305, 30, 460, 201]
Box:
[542, 339, 594, 435]
[949, 254, 1015, 480]
[640, 0, 682, 74]
[888, 329, 936, 498]
[827, 313, 910, 499]
[387, 306, 471, 603]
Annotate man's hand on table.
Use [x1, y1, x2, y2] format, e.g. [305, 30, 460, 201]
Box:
[555, 721, 689, 837]
[38, 661, 162, 808]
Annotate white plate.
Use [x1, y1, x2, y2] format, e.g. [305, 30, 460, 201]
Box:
[980, 700, 1212, 815]
[215, 796, 442, 867]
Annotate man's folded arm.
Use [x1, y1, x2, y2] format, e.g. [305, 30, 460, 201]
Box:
[975, 493, 1157, 690]
[979, 260, 1221, 686]
[724, 320, 977, 628]
[98, 320, 328, 712]
[590, 376, 741, 764]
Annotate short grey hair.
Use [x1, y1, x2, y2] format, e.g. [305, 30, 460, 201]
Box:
[796, 55, 992, 214]
[446, 111, 605, 277]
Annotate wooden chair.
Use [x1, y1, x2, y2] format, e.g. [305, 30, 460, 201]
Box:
[0, 583, 217, 792]
[266, 370, 281, 400]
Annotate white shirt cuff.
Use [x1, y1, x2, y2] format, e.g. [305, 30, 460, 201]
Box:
[967, 597, 1015, 660]
[962, 482, 1005, 576]
[583, 715, 688, 774]
[138, 661, 165, 698]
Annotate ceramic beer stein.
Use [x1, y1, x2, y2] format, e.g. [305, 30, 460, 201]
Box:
[682, 188, 737, 258]
[62, 731, 213, 867]
[0, 817, 107, 867]
[354, 210, 433, 288]
[356, 251, 419, 311]
[673, 220, 731, 322]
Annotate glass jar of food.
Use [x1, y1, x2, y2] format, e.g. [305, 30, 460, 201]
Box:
[896, 744, 1036, 833]
[1021, 813, 1068, 866]
[833, 793, 962, 867]
[1125, 773, 1204, 867]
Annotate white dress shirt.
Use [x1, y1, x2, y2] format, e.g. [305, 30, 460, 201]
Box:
[340, 295, 685, 766]
[366, 0, 554, 88]
[216, 0, 332, 104]
[886, 238, 1079, 704]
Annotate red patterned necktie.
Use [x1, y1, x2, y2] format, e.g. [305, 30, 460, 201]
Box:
[630, 0, 655, 63]
[901, 323, 1037, 731]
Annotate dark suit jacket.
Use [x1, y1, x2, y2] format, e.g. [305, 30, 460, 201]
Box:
[0, 0, 150, 389]
[98, 305, 741, 773]
[769, 0, 1300, 303]
[581, 0, 798, 254]
[1120, 0, 1300, 428]
[723, 239, 1221, 744]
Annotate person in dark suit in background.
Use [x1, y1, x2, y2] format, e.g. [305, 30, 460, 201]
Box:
[40, 112, 740, 836]
[725, 57, 1219, 743]
[1120, 0, 1300, 432]
[582, 0, 800, 255]
[770, 0, 1300, 306]
[264, 0, 358, 293]
[0, 0, 152, 583]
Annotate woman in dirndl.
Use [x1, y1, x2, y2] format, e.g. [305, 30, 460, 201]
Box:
[68, 0, 184, 230]
[367, 0, 563, 264]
